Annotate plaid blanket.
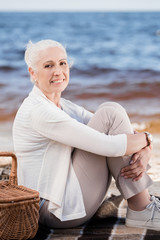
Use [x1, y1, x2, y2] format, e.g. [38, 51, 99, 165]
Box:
[33, 194, 160, 240]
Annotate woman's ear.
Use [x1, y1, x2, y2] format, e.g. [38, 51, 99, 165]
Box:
[28, 67, 37, 82]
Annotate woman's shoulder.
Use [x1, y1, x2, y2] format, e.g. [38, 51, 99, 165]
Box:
[61, 98, 91, 123]
[61, 98, 82, 110]
[61, 98, 84, 114]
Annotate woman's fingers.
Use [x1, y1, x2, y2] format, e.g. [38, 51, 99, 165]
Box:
[130, 152, 140, 164]
[121, 144, 152, 181]
[121, 161, 139, 173]
[121, 160, 144, 179]
[121, 167, 143, 181]
[121, 167, 142, 178]
[132, 172, 143, 182]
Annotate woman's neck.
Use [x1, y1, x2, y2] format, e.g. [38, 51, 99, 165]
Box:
[50, 94, 61, 108]
[44, 91, 61, 109]
[36, 85, 62, 109]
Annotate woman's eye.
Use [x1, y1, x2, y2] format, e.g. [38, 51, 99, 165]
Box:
[60, 62, 67, 66]
[44, 64, 53, 68]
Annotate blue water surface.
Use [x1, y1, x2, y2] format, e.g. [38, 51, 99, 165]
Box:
[0, 12, 160, 73]
[0, 12, 160, 120]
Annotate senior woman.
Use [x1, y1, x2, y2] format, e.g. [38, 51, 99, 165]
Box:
[13, 39, 160, 230]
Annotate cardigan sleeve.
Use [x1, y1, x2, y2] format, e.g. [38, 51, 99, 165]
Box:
[30, 101, 127, 157]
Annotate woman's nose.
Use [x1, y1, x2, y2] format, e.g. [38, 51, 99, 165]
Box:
[53, 65, 62, 75]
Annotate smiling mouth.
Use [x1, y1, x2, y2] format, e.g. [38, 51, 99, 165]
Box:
[50, 79, 64, 84]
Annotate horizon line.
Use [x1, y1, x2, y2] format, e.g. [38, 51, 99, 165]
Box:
[0, 9, 160, 12]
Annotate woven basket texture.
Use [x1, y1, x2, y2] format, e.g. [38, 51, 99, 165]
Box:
[0, 152, 40, 240]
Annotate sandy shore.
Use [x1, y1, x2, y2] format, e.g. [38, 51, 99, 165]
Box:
[0, 120, 160, 197]
[0, 122, 14, 152]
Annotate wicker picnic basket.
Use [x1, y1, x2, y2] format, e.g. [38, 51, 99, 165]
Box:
[0, 152, 40, 240]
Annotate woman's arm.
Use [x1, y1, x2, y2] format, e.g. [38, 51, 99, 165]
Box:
[125, 133, 148, 155]
[31, 103, 149, 157]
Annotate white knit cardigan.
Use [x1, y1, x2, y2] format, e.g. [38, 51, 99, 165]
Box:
[13, 86, 127, 221]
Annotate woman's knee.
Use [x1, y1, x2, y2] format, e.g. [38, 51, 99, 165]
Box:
[96, 102, 128, 123]
[94, 101, 133, 134]
[98, 101, 126, 113]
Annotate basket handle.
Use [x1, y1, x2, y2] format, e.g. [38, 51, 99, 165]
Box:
[0, 152, 17, 185]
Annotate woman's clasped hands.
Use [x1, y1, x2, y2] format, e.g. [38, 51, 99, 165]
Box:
[121, 144, 152, 182]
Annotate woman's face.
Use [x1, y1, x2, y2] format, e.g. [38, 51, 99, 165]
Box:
[30, 46, 70, 97]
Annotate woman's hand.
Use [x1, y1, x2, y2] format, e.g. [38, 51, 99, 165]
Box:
[120, 145, 152, 182]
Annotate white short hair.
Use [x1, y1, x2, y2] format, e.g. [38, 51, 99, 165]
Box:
[24, 39, 67, 83]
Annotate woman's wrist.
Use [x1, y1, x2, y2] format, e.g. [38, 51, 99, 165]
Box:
[144, 132, 153, 147]
[125, 131, 152, 155]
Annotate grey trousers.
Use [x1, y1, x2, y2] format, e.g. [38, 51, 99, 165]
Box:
[39, 102, 152, 228]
